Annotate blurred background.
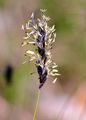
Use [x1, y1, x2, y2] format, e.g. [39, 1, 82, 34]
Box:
[0, 0, 86, 120]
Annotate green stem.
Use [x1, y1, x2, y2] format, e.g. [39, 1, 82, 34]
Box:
[32, 89, 40, 120]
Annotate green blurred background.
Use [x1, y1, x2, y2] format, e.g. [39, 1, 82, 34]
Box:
[0, 0, 86, 120]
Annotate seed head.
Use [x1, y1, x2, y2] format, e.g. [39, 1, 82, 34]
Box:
[22, 9, 60, 89]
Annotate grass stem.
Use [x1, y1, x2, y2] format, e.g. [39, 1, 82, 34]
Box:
[32, 89, 40, 120]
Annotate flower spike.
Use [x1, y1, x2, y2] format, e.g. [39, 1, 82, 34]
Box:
[22, 9, 60, 89]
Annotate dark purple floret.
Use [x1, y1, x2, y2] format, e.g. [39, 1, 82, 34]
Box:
[39, 67, 48, 89]
[44, 55, 47, 64]
[37, 36, 41, 42]
[38, 47, 45, 59]
[42, 38, 45, 48]
[37, 65, 43, 76]
[39, 83, 43, 89]
[37, 36, 45, 47]
[39, 27, 46, 37]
